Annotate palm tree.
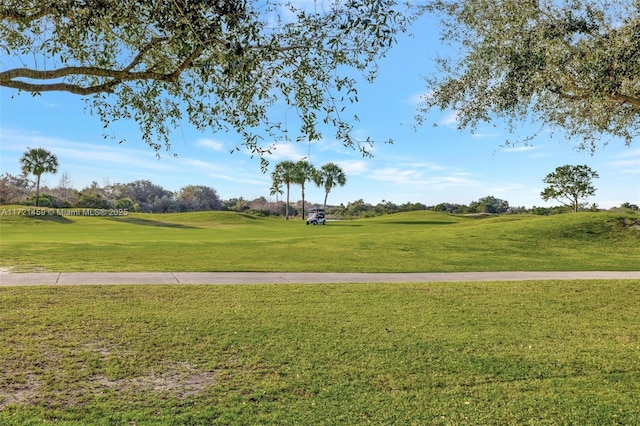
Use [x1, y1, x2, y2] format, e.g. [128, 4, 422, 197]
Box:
[294, 160, 316, 220]
[314, 162, 347, 210]
[20, 147, 59, 207]
[269, 177, 284, 215]
[272, 161, 297, 219]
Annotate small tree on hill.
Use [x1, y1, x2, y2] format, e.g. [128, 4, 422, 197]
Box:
[541, 165, 599, 213]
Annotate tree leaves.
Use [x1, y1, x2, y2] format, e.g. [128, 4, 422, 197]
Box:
[419, 0, 640, 151]
[1, 1, 414, 160]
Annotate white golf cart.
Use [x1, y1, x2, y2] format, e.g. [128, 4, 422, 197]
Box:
[306, 208, 326, 225]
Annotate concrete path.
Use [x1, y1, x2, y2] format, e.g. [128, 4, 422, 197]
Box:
[1, 271, 639, 286]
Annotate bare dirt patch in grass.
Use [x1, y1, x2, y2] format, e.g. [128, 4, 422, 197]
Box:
[0, 362, 218, 409]
[92, 362, 219, 400]
[0, 374, 43, 409]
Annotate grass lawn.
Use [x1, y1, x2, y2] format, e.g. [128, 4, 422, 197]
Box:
[1, 209, 638, 424]
[1, 209, 639, 272]
[1, 280, 639, 424]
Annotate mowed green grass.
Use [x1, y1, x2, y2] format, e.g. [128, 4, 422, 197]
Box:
[1, 208, 639, 272]
[1, 281, 639, 424]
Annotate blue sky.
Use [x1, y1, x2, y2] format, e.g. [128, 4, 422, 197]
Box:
[1, 9, 638, 209]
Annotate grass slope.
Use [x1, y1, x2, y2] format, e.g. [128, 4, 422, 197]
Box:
[1, 281, 638, 424]
[1, 209, 639, 272]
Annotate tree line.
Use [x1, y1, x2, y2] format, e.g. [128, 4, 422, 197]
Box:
[3, 170, 636, 218]
[3, 148, 637, 217]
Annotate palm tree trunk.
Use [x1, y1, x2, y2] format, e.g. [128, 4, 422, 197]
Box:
[35, 174, 41, 207]
[323, 190, 329, 211]
[301, 184, 305, 220]
[285, 182, 290, 219]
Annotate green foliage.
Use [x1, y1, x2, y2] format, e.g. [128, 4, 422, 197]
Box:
[113, 197, 139, 212]
[0, 173, 32, 204]
[313, 162, 347, 210]
[25, 194, 58, 208]
[419, 0, 640, 150]
[75, 192, 111, 209]
[541, 164, 599, 213]
[1, 1, 414, 160]
[176, 185, 221, 212]
[469, 195, 509, 214]
[1, 281, 639, 423]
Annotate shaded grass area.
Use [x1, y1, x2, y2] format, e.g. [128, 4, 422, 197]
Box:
[0, 281, 639, 424]
[1, 210, 639, 272]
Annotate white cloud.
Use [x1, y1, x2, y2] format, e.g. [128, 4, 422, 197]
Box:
[402, 161, 447, 171]
[407, 90, 432, 106]
[336, 159, 369, 175]
[423, 174, 481, 190]
[440, 111, 459, 127]
[207, 172, 269, 186]
[1, 128, 174, 172]
[371, 167, 424, 184]
[196, 138, 226, 152]
[264, 142, 308, 161]
[501, 145, 536, 153]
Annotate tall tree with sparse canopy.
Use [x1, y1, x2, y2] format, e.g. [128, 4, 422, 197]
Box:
[19, 147, 59, 207]
[272, 161, 297, 220]
[1, 1, 412, 164]
[541, 165, 599, 213]
[418, 0, 640, 151]
[294, 160, 317, 220]
[314, 162, 347, 210]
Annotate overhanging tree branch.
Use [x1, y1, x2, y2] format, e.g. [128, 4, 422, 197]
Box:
[1, 0, 414, 157]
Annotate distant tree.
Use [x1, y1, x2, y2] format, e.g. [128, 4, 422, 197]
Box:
[346, 199, 374, 217]
[433, 202, 469, 214]
[19, 147, 58, 207]
[418, 0, 640, 151]
[620, 202, 639, 211]
[0, 172, 32, 204]
[1, 1, 411, 160]
[113, 197, 139, 212]
[294, 160, 317, 220]
[272, 161, 298, 219]
[470, 196, 509, 214]
[26, 193, 58, 208]
[541, 165, 599, 213]
[147, 195, 180, 213]
[52, 171, 77, 207]
[176, 185, 221, 211]
[76, 191, 110, 209]
[110, 180, 173, 212]
[313, 162, 347, 211]
[375, 200, 399, 214]
[400, 201, 427, 212]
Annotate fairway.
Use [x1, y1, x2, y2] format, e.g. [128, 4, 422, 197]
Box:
[1, 209, 639, 272]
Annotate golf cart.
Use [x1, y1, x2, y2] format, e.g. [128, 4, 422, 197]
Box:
[306, 208, 326, 225]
